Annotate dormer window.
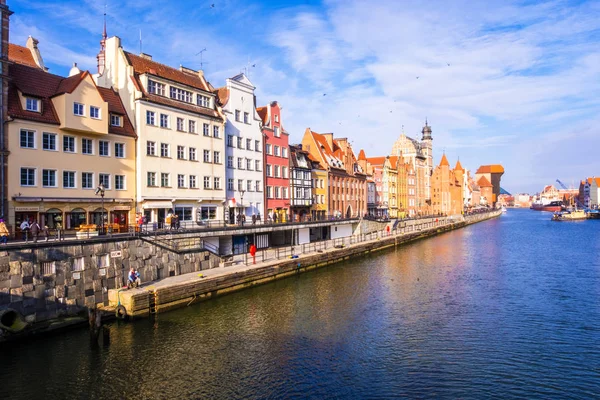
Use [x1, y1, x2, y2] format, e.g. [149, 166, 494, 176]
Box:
[26, 97, 40, 112]
[110, 114, 122, 127]
[148, 80, 165, 96]
[170, 86, 192, 103]
[274, 126, 280, 137]
[90, 106, 101, 119]
[73, 102, 84, 116]
[197, 94, 210, 108]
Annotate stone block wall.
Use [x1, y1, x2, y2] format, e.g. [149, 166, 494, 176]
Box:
[0, 238, 221, 324]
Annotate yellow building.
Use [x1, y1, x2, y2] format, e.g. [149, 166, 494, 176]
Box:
[309, 156, 328, 220]
[7, 45, 136, 235]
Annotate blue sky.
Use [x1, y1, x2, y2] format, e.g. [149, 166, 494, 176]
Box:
[9, 0, 600, 194]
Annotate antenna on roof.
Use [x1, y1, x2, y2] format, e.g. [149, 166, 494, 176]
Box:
[195, 48, 207, 70]
[103, 0, 107, 39]
[139, 29, 142, 54]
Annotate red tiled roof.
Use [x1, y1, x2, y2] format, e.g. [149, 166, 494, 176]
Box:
[476, 164, 504, 174]
[477, 176, 493, 187]
[97, 87, 136, 138]
[439, 153, 449, 167]
[8, 44, 38, 68]
[455, 159, 464, 171]
[256, 106, 268, 125]
[358, 149, 366, 161]
[366, 157, 386, 166]
[214, 87, 230, 107]
[124, 51, 210, 92]
[144, 93, 220, 119]
[54, 71, 88, 96]
[8, 63, 62, 124]
[389, 156, 399, 169]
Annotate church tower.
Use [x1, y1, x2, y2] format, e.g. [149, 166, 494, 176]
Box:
[96, 10, 107, 76]
[421, 119, 433, 201]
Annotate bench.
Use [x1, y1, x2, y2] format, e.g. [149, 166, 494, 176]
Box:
[76, 224, 99, 239]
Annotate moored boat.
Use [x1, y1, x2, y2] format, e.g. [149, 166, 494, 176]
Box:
[552, 209, 587, 221]
[532, 200, 563, 212]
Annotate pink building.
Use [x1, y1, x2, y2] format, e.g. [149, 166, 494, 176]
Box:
[257, 102, 290, 222]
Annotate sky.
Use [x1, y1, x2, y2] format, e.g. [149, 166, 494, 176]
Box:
[8, 0, 600, 194]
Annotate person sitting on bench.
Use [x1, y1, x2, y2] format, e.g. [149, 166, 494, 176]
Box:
[128, 267, 141, 288]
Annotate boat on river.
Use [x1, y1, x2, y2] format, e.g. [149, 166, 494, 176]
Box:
[532, 200, 563, 212]
[552, 209, 587, 221]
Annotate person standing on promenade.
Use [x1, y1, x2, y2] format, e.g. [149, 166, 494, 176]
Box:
[20, 219, 30, 241]
[0, 219, 9, 245]
[30, 219, 41, 243]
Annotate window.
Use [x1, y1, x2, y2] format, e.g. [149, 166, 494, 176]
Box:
[197, 94, 210, 107]
[283, 187, 288, 199]
[189, 147, 197, 161]
[146, 111, 156, 125]
[282, 147, 288, 158]
[235, 110, 241, 121]
[282, 166, 288, 178]
[175, 206, 193, 221]
[214, 177, 221, 190]
[177, 145, 185, 160]
[178, 174, 185, 188]
[189, 175, 197, 188]
[238, 179, 243, 191]
[228, 156, 234, 168]
[275, 187, 280, 198]
[237, 157, 243, 169]
[243, 112, 249, 123]
[266, 164, 272, 177]
[161, 143, 170, 157]
[213, 126, 219, 138]
[274, 126, 280, 137]
[147, 141, 156, 156]
[227, 135, 234, 147]
[99, 140, 110, 156]
[237, 137, 243, 149]
[99, 173, 110, 189]
[161, 173, 170, 187]
[160, 113, 169, 128]
[204, 176, 211, 189]
[111, 114, 122, 127]
[189, 120, 196, 133]
[90, 106, 101, 119]
[203, 150, 210, 163]
[228, 178, 234, 190]
[20, 168, 35, 186]
[266, 144, 272, 155]
[147, 172, 156, 187]
[203, 123, 210, 136]
[274, 145, 280, 157]
[255, 140, 260, 152]
[246, 138, 252, 150]
[255, 160, 261, 171]
[73, 102, 84, 116]
[115, 175, 125, 190]
[246, 158, 252, 170]
[82, 172, 94, 189]
[115, 143, 125, 158]
[20, 129, 35, 149]
[214, 151, 220, 164]
[199, 206, 217, 220]
[274, 165, 280, 178]
[148, 80, 165, 96]
[63, 136, 75, 153]
[177, 118, 185, 131]
[25, 97, 40, 112]
[63, 171, 76, 188]
[247, 180, 252, 191]
[170, 86, 193, 103]
[82, 138, 93, 155]
[256, 180, 261, 192]
[42, 169, 57, 187]
[42, 132, 57, 151]
[266, 186, 272, 199]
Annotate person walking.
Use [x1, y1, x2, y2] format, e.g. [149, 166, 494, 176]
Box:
[20, 219, 30, 241]
[0, 218, 9, 245]
[30, 219, 41, 243]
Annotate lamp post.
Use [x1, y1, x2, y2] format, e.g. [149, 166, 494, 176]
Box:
[95, 183, 105, 235]
[240, 189, 245, 222]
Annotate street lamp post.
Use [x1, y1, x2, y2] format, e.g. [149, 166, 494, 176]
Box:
[240, 189, 245, 223]
[95, 184, 105, 235]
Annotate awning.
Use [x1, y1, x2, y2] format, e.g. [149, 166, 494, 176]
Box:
[142, 201, 173, 209]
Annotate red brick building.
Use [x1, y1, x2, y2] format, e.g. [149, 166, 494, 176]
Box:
[257, 102, 289, 222]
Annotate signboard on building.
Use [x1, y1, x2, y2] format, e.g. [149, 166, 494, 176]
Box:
[110, 250, 122, 258]
[15, 206, 40, 212]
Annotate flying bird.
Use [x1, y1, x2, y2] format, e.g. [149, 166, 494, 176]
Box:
[447, 63, 450, 66]
[416, 76, 420, 79]
[211, 3, 215, 7]
[323, 93, 327, 96]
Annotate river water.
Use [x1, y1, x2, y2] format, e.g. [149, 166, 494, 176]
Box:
[2, 209, 600, 399]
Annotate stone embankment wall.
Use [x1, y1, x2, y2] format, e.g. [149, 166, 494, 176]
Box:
[0, 239, 220, 325]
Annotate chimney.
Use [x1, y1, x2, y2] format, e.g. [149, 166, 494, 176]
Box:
[26, 36, 47, 71]
[139, 53, 152, 60]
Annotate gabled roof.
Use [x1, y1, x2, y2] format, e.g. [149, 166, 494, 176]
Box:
[358, 149, 366, 161]
[124, 51, 210, 92]
[439, 153, 449, 167]
[388, 156, 399, 169]
[311, 131, 345, 170]
[214, 87, 230, 107]
[477, 176, 493, 187]
[256, 106, 268, 125]
[476, 164, 504, 174]
[8, 63, 62, 124]
[97, 87, 136, 138]
[8, 44, 38, 68]
[54, 71, 89, 96]
[455, 159, 464, 171]
[366, 157, 386, 166]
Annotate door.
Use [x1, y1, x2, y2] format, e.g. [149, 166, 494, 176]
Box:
[157, 209, 166, 229]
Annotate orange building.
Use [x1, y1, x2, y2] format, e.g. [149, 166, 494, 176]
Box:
[431, 154, 464, 215]
[475, 165, 504, 206]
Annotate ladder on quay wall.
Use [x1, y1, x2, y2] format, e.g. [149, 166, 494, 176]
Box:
[148, 290, 158, 315]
